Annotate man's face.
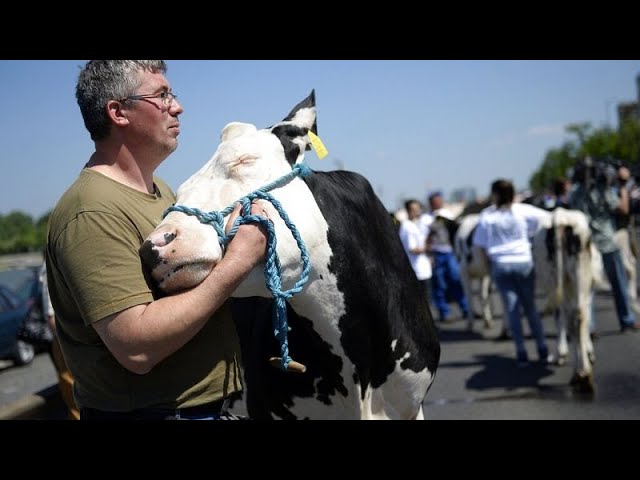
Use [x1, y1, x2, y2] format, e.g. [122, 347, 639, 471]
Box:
[407, 202, 422, 220]
[121, 71, 184, 161]
[430, 195, 443, 210]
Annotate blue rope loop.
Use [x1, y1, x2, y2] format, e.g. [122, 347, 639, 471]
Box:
[161, 162, 313, 371]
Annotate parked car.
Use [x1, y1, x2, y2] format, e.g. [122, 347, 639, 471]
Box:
[0, 267, 50, 366]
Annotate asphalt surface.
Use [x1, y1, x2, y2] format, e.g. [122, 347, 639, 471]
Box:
[0, 353, 56, 409]
[1, 290, 639, 420]
[425, 289, 640, 419]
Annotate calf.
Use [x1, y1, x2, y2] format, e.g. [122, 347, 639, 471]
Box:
[457, 206, 599, 393]
[139, 91, 440, 419]
[531, 207, 599, 393]
[454, 214, 494, 330]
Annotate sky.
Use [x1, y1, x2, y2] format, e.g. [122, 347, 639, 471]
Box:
[1, 60, 639, 219]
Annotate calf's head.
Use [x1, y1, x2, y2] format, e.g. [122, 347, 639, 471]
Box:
[140, 90, 318, 293]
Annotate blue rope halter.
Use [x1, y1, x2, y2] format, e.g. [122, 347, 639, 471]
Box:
[162, 162, 313, 372]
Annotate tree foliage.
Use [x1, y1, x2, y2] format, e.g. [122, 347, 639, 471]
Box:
[0, 210, 51, 254]
[529, 117, 640, 193]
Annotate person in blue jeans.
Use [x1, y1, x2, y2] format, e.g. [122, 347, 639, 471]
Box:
[569, 160, 640, 334]
[425, 192, 470, 323]
[473, 179, 552, 367]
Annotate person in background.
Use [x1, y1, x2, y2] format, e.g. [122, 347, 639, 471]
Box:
[425, 192, 470, 323]
[612, 168, 640, 315]
[473, 179, 552, 367]
[399, 199, 432, 307]
[39, 260, 79, 420]
[569, 161, 640, 333]
[46, 60, 267, 420]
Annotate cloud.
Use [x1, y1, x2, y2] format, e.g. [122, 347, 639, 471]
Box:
[527, 123, 565, 136]
[488, 123, 566, 148]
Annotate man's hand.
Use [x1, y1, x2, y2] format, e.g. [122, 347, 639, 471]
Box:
[224, 202, 268, 268]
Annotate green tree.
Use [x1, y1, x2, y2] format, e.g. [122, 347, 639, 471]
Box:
[529, 118, 640, 193]
[0, 209, 51, 255]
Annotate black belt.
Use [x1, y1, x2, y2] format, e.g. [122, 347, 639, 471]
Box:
[80, 396, 229, 421]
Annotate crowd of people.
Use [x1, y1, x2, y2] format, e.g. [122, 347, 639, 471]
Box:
[398, 163, 640, 367]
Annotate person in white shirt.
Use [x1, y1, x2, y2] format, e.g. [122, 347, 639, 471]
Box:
[472, 179, 551, 367]
[399, 199, 432, 305]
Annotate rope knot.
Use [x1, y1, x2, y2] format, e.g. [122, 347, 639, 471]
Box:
[159, 163, 313, 372]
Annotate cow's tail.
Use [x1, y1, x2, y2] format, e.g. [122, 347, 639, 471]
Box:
[553, 212, 564, 310]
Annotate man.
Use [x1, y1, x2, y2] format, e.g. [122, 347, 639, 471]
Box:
[399, 199, 432, 306]
[425, 191, 470, 323]
[569, 160, 640, 333]
[472, 179, 551, 367]
[46, 61, 267, 420]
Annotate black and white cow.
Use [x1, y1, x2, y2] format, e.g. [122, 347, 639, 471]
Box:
[455, 205, 599, 393]
[139, 91, 440, 419]
[531, 207, 600, 393]
[453, 214, 494, 331]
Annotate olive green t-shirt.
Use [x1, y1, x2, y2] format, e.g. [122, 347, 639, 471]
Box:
[46, 169, 242, 411]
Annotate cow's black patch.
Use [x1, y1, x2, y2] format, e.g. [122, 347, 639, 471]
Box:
[229, 170, 440, 418]
[304, 170, 440, 397]
[270, 124, 305, 165]
[231, 297, 347, 420]
[545, 226, 580, 261]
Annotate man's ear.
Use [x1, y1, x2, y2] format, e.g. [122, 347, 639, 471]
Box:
[106, 100, 129, 127]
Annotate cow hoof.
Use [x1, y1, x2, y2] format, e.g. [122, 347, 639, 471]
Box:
[269, 357, 307, 373]
[556, 354, 568, 366]
[569, 372, 595, 394]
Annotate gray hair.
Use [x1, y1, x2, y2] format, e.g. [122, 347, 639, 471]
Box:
[76, 60, 167, 141]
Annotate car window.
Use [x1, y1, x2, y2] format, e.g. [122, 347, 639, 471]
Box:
[0, 286, 20, 311]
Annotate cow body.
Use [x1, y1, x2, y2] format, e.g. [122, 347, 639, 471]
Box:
[456, 206, 598, 393]
[453, 214, 494, 330]
[531, 207, 599, 393]
[140, 92, 440, 419]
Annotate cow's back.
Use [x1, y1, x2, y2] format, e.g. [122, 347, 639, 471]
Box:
[231, 170, 440, 419]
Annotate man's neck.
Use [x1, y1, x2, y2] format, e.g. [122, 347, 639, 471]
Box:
[87, 143, 157, 194]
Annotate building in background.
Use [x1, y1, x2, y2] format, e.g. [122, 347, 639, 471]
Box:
[616, 74, 640, 126]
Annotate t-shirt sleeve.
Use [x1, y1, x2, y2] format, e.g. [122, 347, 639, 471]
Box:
[472, 219, 487, 248]
[55, 210, 154, 325]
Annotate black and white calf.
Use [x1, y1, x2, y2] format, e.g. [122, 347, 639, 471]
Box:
[455, 206, 599, 393]
[453, 214, 495, 331]
[531, 207, 600, 393]
[139, 91, 440, 419]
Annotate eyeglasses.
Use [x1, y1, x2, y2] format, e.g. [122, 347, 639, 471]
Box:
[119, 91, 178, 107]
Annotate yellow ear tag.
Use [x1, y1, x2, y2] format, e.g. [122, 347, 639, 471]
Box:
[307, 130, 329, 160]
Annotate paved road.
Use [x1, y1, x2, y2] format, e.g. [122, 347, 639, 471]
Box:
[0, 353, 56, 409]
[425, 290, 640, 419]
[2, 291, 640, 419]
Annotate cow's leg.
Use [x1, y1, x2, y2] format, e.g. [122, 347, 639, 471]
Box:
[412, 405, 425, 420]
[555, 308, 569, 366]
[459, 265, 476, 331]
[569, 255, 596, 395]
[479, 275, 494, 329]
[570, 301, 595, 394]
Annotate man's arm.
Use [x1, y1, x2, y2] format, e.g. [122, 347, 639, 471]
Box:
[616, 166, 630, 216]
[93, 215, 266, 375]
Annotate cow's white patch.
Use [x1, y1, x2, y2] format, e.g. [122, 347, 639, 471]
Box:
[358, 346, 434, 420]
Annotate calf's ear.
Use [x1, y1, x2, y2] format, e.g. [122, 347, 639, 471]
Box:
[269, 89, 318, 165]
[220, 122, 257, 143]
